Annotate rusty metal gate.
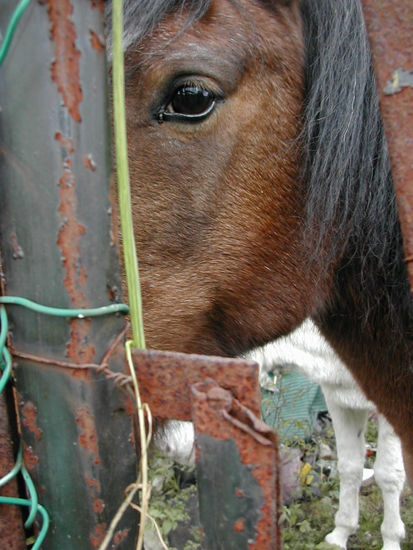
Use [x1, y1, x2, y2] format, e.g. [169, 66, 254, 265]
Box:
[360, 0, 413, 294]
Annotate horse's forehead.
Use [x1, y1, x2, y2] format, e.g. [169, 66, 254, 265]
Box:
[134, 0, 302, 73]
[136, 3, 247, 69]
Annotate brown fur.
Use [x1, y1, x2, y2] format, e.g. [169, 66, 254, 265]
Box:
[127, 0, 330, 355]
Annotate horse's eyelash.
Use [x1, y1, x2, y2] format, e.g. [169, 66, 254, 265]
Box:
[175, 79, 217, 93]
[165, 76, 225, 99]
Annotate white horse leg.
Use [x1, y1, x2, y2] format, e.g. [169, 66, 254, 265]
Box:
[323, 391, 369, 549]
[152, 420, 195, 465]
[374, 414, 405, 550]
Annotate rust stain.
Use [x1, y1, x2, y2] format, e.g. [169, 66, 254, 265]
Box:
[76, 406, 101, 465]
[87, 478, 102, 493]
[87, 477, 106, 523]
[90, 523, 107, 548]
[91, 0, 105, 13]
[113, 529, 130, 546]
[93, 498, 105, 514]
[58, 169, 87, 302]
[48, 0, 83, 122]
[83, 153, 97, 171]
[90, 30, 105, 52]
[129, 348, 280, 546]
[234, 518, 245, 532]
[55, 132, 74, 155]
[10, 232, 24, 259]
[66, 319, 95, 366]
[23, 444, 40, 472]
[107, 284, 120, 302]
[0, 404, 18, 479]
[21, 402, 43, 441]
[56, 132, 96, 368]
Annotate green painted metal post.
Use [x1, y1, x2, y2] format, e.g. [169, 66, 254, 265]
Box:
[0, 1, 138, 547]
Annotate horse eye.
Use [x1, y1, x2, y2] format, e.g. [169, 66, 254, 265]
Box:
[157, 85, 219, 123]
[171, 86, 214, 115]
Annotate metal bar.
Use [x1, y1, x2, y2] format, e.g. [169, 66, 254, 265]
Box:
[191, 379, 281, 550]
[0, 1, 138, 548]
[132, 350, 281, 547]
[132, 348, 262, 420]
[361, 0, 413, 292]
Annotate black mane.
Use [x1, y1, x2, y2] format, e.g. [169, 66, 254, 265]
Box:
[300, 0, 411, 337]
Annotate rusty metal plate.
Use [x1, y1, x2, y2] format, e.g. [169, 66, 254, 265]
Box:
[361, 0, 413, 291]
[132, 348, 261, 420]
[191, 379, 281, 550]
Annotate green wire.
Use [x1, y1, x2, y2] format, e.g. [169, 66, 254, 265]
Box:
[0, 307, 12, 393]
[0, 306, 42, 539]
[0, 439, 22, 489]
[0, 0, 33, 67]
[0, 346, 12, 394]
[21, 461, 39, 528]
[0, 305, 8, 351]
[112, 0, 146, 349]
[0, 497, 49, 550]
[0, 444, 38, 527]
[0, 296, 129, 318]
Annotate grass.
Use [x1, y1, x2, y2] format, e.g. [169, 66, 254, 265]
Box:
[281, 476, 413, 549]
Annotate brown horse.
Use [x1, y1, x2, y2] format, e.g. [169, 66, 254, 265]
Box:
[107, 0, 413, 481]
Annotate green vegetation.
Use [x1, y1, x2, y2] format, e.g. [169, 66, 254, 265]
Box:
[281, 419, 413, 549]
[281, 475, 413, 549]
[146, 452, 200, 550]
[145, 418, 413, 549]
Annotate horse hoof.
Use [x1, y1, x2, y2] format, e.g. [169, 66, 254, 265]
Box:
[324, 530, 347, 549]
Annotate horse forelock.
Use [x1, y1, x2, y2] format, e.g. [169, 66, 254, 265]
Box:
[106, 0, 299, 59]
[105, 0, 213, 57]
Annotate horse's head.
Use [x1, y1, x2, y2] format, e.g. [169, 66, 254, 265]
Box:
[122, 0, 326, 356]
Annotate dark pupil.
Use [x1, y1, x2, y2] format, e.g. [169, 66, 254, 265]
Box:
[171, 87, 213, 115]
